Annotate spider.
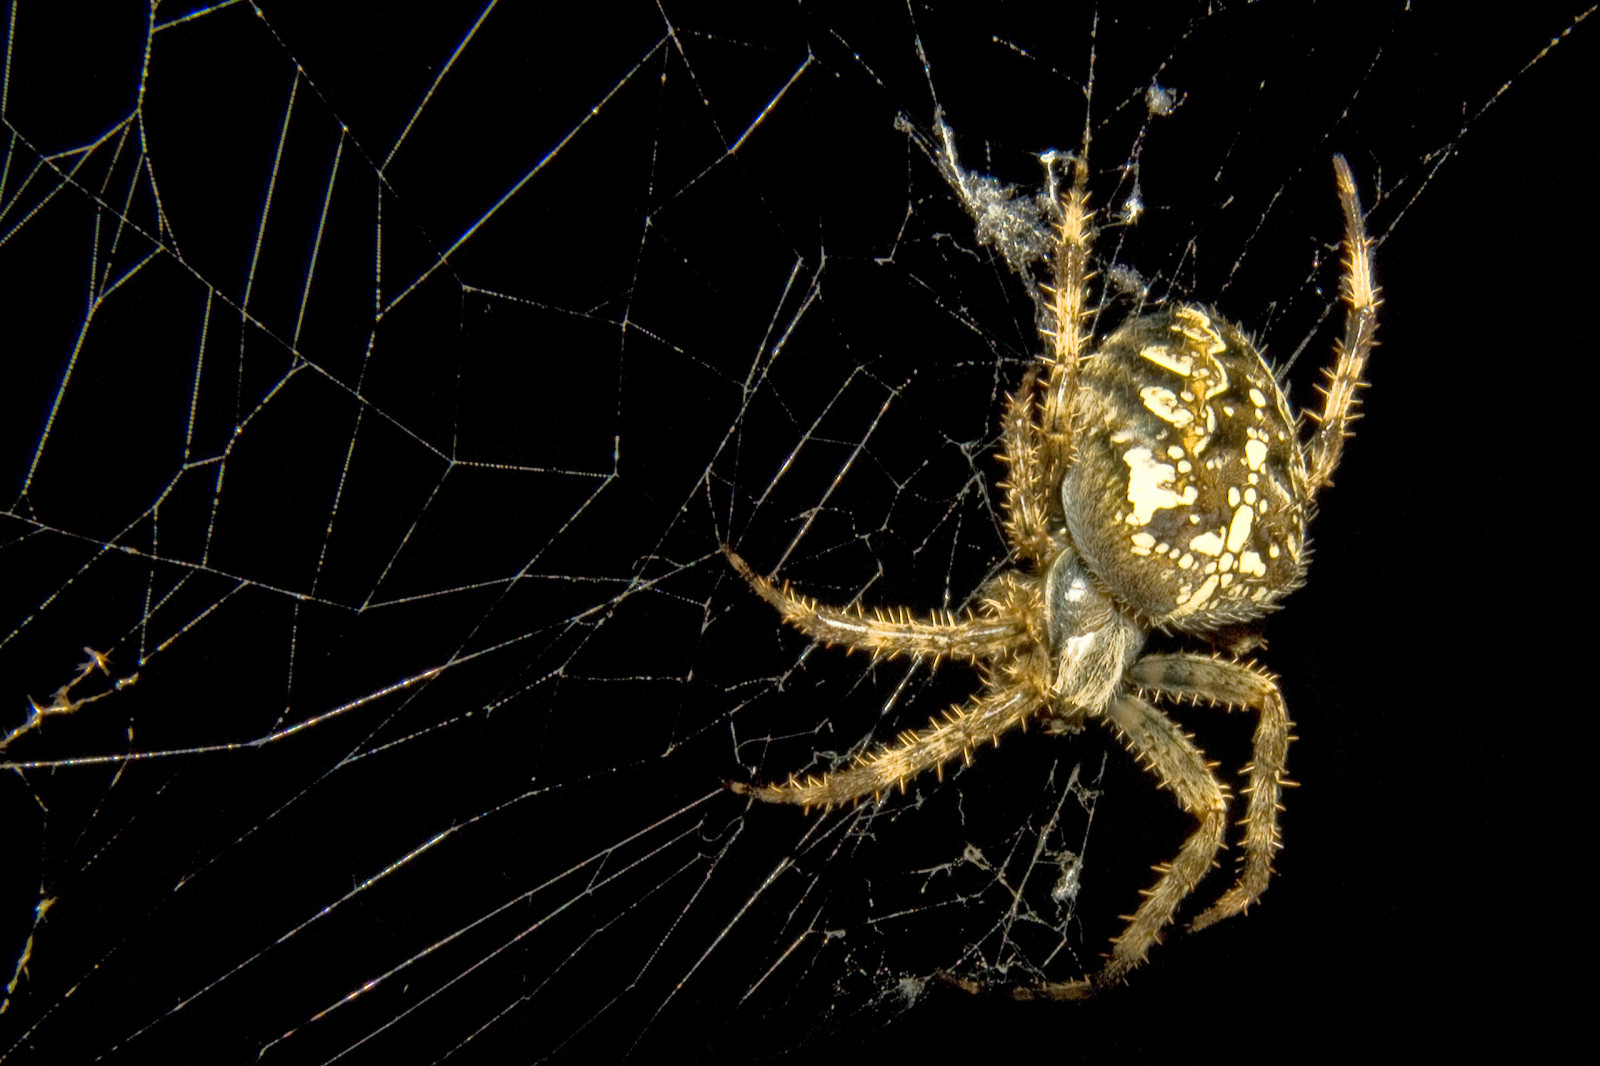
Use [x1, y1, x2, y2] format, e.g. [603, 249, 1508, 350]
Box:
[725, 113, 1378, 998]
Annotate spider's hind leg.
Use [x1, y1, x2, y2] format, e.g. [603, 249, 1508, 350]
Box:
[1037, 152, 1094, 507]
[1304, 156, 1380, 496]
[997, 364, 1056, 566]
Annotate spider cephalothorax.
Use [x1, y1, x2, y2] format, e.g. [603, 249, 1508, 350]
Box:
[725, 114, 1378, 997]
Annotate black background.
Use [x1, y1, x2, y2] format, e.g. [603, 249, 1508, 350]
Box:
[1, 2, 1591, 1062]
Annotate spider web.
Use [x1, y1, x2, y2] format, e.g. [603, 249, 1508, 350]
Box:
[1, 2, 1590, 1061]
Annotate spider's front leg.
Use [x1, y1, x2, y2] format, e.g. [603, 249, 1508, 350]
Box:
[1096, 693, 1230, 980]
[1005, 689, 1232, 1001]
[1129, 652, 1293, 930]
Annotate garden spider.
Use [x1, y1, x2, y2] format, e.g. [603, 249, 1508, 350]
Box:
[726, 114, 1378, 997]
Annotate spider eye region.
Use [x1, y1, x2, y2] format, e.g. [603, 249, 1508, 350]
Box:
[1062, 304, 1309, 631]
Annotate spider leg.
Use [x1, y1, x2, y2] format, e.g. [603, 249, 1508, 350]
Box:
[1095, 693, 1229, 984]
[944, 692, 1232, 997]
[993, 155, 1093, 574]
[1305, 156, 1380, 496]
[997, 364, 1056, 566]
[723, 548, 1028, 662]
[1037, 153, 1092, 502]
[944, 688, 1241, 1001]
[1128, 652, 1292, 930]
[730, 675, 1041, 810]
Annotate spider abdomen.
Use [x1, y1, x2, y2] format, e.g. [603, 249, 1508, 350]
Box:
[1062, 305, 1309, 632]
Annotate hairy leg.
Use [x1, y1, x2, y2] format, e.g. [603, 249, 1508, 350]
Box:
[723, 548, 1028, 662]
[998, 691, 1229, 1000]
[996, 364, 1057, 566]
[1097, 693, 1230, 978]
[1128, 652, 1292, 930]
[730, 676, 1041, 810]
[1038, 153, 1091, 505]
[1305, 155, 1380, 495]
